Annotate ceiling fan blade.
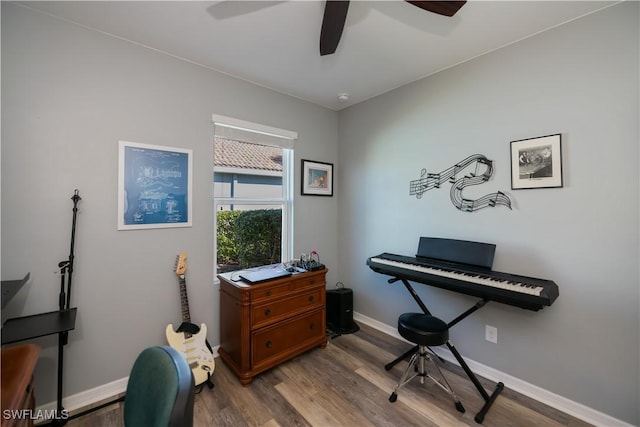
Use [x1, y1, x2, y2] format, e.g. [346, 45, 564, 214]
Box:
[405, 1, 466, 17]
[320, 0, 350, 56]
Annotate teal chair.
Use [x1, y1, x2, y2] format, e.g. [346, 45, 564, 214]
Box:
[124, 346, 195, 427]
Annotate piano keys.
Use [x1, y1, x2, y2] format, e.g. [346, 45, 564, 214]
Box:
[367, 238, 558, 311]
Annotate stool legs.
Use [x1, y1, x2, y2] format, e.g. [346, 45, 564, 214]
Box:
[389, 345, 465, 413]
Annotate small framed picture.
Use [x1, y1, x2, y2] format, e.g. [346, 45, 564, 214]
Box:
[510, 134, 563, 190]
[301, 159, 333, 196]
[118, 140, 193, 230]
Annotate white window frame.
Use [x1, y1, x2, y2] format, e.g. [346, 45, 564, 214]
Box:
[212, 115, 296, 278]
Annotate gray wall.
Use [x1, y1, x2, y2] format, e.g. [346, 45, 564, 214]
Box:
[337, 2, 638, 424]
[1, 2, 338, 405]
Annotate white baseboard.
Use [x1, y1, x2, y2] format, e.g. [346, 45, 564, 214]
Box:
[35, 377, 128, 425]
[37, 322, 630, 427]
[353, 311, 633, 427]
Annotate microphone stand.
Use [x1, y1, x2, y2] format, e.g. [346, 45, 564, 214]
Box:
[53, 189, 81, 426]
[57, 190, 80, 311]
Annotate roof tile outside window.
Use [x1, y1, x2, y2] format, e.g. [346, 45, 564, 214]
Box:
[214, 138, 282, 172]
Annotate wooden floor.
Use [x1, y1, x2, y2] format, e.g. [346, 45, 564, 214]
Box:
[66, 323, 592, 427]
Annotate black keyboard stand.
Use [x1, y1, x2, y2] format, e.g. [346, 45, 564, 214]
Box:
[384, 277, 504, 424]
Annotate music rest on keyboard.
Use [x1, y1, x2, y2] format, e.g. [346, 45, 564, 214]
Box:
[367, 253, 558, 311]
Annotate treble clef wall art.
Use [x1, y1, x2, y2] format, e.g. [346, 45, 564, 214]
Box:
[409, 154, 512, 212]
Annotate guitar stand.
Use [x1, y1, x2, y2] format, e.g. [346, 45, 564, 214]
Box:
[195, 374, 215, 393]
[386, 278, 504, 424]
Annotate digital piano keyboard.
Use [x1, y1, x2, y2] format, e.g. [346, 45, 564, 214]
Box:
[366, 238, 558, 311]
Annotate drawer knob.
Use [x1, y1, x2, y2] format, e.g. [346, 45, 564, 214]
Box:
[308, 295, 315, 302]
[264, 308, 272, 316]
[266, 290, 272, 296]
[310, 322, 315, 330]
[266, 340, 272, 348]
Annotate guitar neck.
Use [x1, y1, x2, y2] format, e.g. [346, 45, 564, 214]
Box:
[178, 275, 192, 324]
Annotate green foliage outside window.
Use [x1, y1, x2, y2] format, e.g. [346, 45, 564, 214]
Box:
[216, 210, 241, 267]
[216, 209, 282, 272]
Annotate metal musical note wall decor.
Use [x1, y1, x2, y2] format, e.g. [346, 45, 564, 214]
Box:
[409, 154, 512, 212]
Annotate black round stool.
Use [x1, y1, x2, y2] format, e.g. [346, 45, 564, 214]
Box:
[389, 313, 465, 413]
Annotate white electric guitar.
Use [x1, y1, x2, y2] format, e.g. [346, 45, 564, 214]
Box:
[166, 253, 215, 388]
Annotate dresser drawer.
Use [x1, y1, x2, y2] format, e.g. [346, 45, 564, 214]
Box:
[249, 281, 291, 301]
[252, 288, 323, 328]
[291, 273, 324, 289]
[249, 272, 325, 303]
[252, 309, 324, 368]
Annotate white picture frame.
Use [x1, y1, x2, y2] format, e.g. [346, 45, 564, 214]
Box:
[118, 140, 193, 230]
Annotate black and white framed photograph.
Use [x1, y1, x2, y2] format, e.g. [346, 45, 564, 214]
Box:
[301, 159, 333, 196]
[118, 140, 193, 230]
[510, 134, 563, 190]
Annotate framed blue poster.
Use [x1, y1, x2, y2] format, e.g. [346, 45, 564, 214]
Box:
[118, 140, 192, 230]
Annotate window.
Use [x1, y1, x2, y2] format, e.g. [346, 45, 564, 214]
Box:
[212, 115, 296, 275]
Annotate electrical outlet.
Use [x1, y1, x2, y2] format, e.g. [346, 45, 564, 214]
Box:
[485, 325, 498, 344]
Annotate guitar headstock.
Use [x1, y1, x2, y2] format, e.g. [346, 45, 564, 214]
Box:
[174, 253, 187, 276]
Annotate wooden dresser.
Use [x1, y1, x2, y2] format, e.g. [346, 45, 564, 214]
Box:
[1, 344, 40, 427]
[218, 269, 327, 385]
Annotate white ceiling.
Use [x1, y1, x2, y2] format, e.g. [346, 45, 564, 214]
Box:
[18, 1, 619, 110]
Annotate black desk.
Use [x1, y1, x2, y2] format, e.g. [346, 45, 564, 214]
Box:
[2, 275, 77, 426]
[2, 308, 77, 345]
